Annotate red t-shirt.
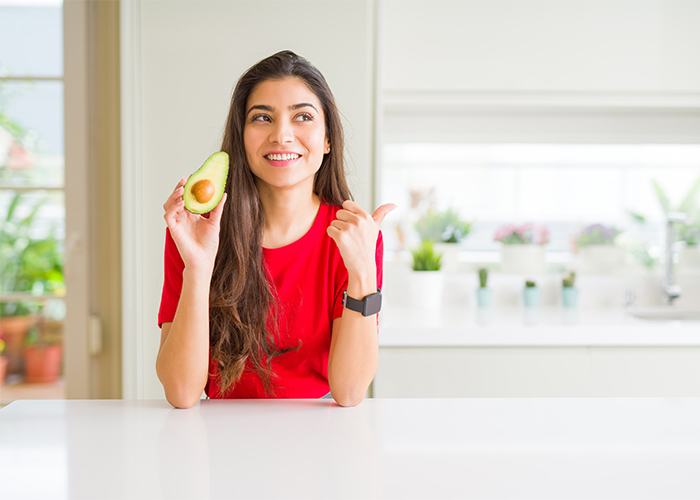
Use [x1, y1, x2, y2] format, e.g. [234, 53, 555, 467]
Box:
[157, 202, 384, 399]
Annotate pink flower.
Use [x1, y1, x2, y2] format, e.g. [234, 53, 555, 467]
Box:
[494, 224, 516, 241]
[516, 222, 534, 237]
[534, 226, 550, 245]
[7, 141, 35, 170]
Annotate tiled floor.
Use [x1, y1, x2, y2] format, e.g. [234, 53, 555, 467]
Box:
[0, 374, 66, 408]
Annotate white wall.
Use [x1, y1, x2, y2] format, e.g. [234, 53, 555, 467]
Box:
[122, 0, 376, 399]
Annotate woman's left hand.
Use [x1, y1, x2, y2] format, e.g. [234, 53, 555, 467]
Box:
[327, 200, 397, 279]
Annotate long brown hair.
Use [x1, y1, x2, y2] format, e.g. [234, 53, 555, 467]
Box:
[209, 50, 352, 395]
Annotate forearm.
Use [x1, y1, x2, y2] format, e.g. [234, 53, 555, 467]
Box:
[156, 267, 213, 408]
[328, 272, 379, 407]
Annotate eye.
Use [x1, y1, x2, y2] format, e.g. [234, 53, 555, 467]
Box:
[251, 114, 271, 123]
[294, 113, 313, 122]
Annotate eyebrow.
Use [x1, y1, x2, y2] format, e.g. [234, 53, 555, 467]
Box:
[246, 103, 319, 116]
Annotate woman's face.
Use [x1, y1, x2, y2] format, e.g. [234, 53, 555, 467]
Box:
[243, 77, 330, 196]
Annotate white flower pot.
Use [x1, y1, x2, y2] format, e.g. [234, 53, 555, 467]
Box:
[408, 271, 444, 308]
[433, 242, 459, 273]
[500, 244, 546, 274]
[577, 245, 626, 273]
[679, 245, 700, 268]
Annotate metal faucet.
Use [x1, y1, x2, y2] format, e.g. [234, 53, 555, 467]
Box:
[663, 212, 689, 305]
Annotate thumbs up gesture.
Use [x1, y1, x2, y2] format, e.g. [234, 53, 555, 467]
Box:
[327, 200, 397, 278]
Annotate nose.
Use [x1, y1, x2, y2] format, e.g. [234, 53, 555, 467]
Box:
[269, 119, 294, 145]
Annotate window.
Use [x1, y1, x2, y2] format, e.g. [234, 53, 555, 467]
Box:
[0, 0, 65, 390]
[380, 143, 700, 263]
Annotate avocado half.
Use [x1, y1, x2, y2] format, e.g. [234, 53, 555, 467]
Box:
[183, 151, 229, 214]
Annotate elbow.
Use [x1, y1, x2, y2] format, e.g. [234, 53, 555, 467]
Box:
[157, 364, 204, 409]
[334, 394, 364, 407]
[164, 389, 201, 409]
[329, 384, 367, 407]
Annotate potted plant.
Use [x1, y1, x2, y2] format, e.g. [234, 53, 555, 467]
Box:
[494, 223, 550, 274]
[475, 268, 494, 308]
[561, 271, 579, 308]
[23, 314, 62, 383]
[0, 192, 65, 374]
[522, 280, 541, 308]
[408, 240, 444, 308]
[575, 224, 624, 273]
[414, 207, 472, 272]
[0, 329, 7, 387]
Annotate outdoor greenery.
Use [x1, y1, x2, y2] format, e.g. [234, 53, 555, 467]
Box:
[652, 175, 700, 246]
[0, 192, 64, 317]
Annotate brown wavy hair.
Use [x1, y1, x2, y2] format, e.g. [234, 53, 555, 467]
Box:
[209, 50, 352, 396]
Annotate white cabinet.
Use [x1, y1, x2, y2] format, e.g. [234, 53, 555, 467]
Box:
[375, 346, 700, 398]
[381, 0, 700, 94]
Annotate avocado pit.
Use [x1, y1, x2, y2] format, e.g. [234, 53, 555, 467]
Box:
[191, 179, 215, 204]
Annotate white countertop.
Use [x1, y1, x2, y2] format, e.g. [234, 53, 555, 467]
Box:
[2, 398, 700, 499]
[379, 305, 700, 347]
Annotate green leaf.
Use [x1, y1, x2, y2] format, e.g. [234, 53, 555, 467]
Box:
[652, 179, 670, 215]
[627, 211, 647, 223]
[5, 192, 22, 223]
[678, 174, 700, 215]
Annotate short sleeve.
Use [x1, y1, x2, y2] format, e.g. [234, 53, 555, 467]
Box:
[332, 230, 384, 324]
[158, 228, 185, 328]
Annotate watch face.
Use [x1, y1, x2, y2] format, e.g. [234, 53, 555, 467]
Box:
[364, 293, 382, 315]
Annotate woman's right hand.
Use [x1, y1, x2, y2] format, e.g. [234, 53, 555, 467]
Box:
[163, 176, 228, 273]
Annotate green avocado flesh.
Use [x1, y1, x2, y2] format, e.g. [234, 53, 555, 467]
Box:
[183, 151, 229, 214]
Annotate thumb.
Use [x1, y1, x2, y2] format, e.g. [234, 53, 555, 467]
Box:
[372, 203, 397, 228]
[209, 192, 227, 226]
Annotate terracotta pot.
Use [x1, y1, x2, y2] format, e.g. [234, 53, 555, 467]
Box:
[23, 345, 62, 383]
[0, 315, 35, 374]
[0, 356, 7, 388]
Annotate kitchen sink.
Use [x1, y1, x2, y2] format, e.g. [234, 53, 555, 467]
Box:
[627, 308, 700, 321]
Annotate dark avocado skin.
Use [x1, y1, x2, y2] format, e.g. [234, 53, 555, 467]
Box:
[183, 151, 229, 214]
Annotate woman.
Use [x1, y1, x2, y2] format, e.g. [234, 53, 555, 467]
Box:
[157, 50, 395, 409]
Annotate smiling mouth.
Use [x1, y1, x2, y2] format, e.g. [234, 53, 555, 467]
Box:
[264, 153, 301, 161]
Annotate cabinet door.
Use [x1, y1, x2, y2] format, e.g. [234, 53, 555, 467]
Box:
[589, 347, 700, 397]
[375, 347, 592, 398]
[382, 0, 700, 94]
[375, 346, 700, 398]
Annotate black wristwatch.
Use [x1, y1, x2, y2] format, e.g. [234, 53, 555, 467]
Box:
[342, 288, 382, 316]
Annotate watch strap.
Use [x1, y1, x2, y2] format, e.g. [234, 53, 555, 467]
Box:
[343, 288, 382, 317]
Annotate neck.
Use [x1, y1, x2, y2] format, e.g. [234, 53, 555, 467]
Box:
[258, 183, 321, 249]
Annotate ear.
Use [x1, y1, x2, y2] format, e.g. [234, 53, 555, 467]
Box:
[324, 136, 331, 154]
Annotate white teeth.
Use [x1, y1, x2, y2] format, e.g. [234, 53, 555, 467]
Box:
[266, 153, 300, 161]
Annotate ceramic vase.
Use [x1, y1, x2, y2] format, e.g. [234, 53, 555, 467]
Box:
[408, 271, 444, 309]
[0, 315, 35, 374]
[476, 287, 494, 308]
[577, 245, 626, 273]
[501, 244, 546, 274]
[522, 286, 541, 308]
[23, 345, 63, 383]
[433, 242, 459, 273]
[0, 356, 7, 388]
[561, 287, 579, 308]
